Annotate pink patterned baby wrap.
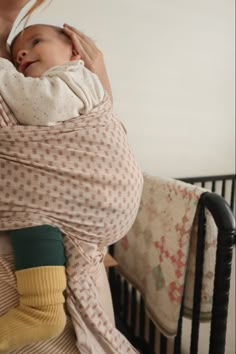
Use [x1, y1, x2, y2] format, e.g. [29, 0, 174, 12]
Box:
[0, 93, 143, 353]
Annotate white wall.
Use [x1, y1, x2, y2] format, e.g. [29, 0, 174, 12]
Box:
[47, 0, 235, 178]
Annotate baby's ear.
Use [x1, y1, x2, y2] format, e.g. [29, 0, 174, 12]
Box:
[71, 49, 81, 61]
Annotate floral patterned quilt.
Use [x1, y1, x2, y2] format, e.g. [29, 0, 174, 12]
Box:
[114, 174, 217, 337]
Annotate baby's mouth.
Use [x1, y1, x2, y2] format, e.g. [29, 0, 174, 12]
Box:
[20, 61, 37, 75]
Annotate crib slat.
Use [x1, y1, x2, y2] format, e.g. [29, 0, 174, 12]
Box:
[174, 301, 184, 354]
[113, 272, 125, 327]
[221, 179, 226, 199]
[212, 180, 216, 192]
[116, 272, 122, 313]
[230, 177, 235, 212]
[160, 334, 167, 354]
[209, 229, 234, 353]
[139, 297, 145, 339]
[130, 286, 137, 335]
[123, 279, 129, 325]
[190, 203, 206, 354]
[148, 320, 156, 353]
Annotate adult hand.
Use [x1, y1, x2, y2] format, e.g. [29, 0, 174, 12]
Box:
[63, 24, 112, 99]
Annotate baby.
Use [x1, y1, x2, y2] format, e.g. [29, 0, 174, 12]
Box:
[0, 1, 143, 353]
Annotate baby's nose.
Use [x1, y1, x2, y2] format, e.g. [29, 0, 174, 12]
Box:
[16, 49, 28, 64]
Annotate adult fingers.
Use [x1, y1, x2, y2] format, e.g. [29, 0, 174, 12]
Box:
[63, 25, 100, 62]
[64, 24, 91, 40]
[63, 26, 94, 69]
[63, 24, 98, 50]
[63, 26, 85, 51]
[62, 26, 87, 55]
[62, 24, 105, 75]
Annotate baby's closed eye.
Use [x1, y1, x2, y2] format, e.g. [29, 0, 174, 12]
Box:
[32, 38, 41, 46]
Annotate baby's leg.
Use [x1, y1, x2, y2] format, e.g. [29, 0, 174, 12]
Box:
[0, 225, 66, 353]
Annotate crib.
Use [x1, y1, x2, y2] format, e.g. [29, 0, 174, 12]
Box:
[108, 174, 235, 354]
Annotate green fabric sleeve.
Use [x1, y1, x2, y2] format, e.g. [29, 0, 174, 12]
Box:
[10, 225, 66, 271]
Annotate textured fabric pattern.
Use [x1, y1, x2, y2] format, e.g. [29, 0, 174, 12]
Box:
[114, 174, 217, 337]
[0, 93, 142, 353]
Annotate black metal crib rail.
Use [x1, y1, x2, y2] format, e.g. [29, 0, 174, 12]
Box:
[180, 174, 235, 245]
[109, 175, 236, 354]
[179, 174, 235, 215]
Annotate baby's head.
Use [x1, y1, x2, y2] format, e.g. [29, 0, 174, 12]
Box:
[10, 24, 80, 77]
[6, 0, 80, 77]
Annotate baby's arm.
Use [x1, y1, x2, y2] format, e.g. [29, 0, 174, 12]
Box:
[0, 58, 102, 126]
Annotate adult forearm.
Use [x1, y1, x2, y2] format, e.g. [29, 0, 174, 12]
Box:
[0, 0, 29, 14]
[0, 0, 29, 58]
[0, 17, 12, 57]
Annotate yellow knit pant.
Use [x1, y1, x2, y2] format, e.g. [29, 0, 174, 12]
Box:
[0, 266, 66, 353]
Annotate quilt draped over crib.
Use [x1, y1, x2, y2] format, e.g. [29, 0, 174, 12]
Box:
[0, 94, 143, 353]
[114, 174, 217, 337]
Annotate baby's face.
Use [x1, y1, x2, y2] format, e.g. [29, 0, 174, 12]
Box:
[11, 24, 73, 77]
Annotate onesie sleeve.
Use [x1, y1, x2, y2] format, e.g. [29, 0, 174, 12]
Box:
[0, 58, 103, 126]
[44, 61, 105, 115]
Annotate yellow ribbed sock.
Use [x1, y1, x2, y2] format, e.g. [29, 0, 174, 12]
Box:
[0, 266, 66, 353]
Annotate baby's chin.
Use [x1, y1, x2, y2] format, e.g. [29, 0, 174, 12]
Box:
[25, 71, 42, 78]
[24, 63, 45, 78]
